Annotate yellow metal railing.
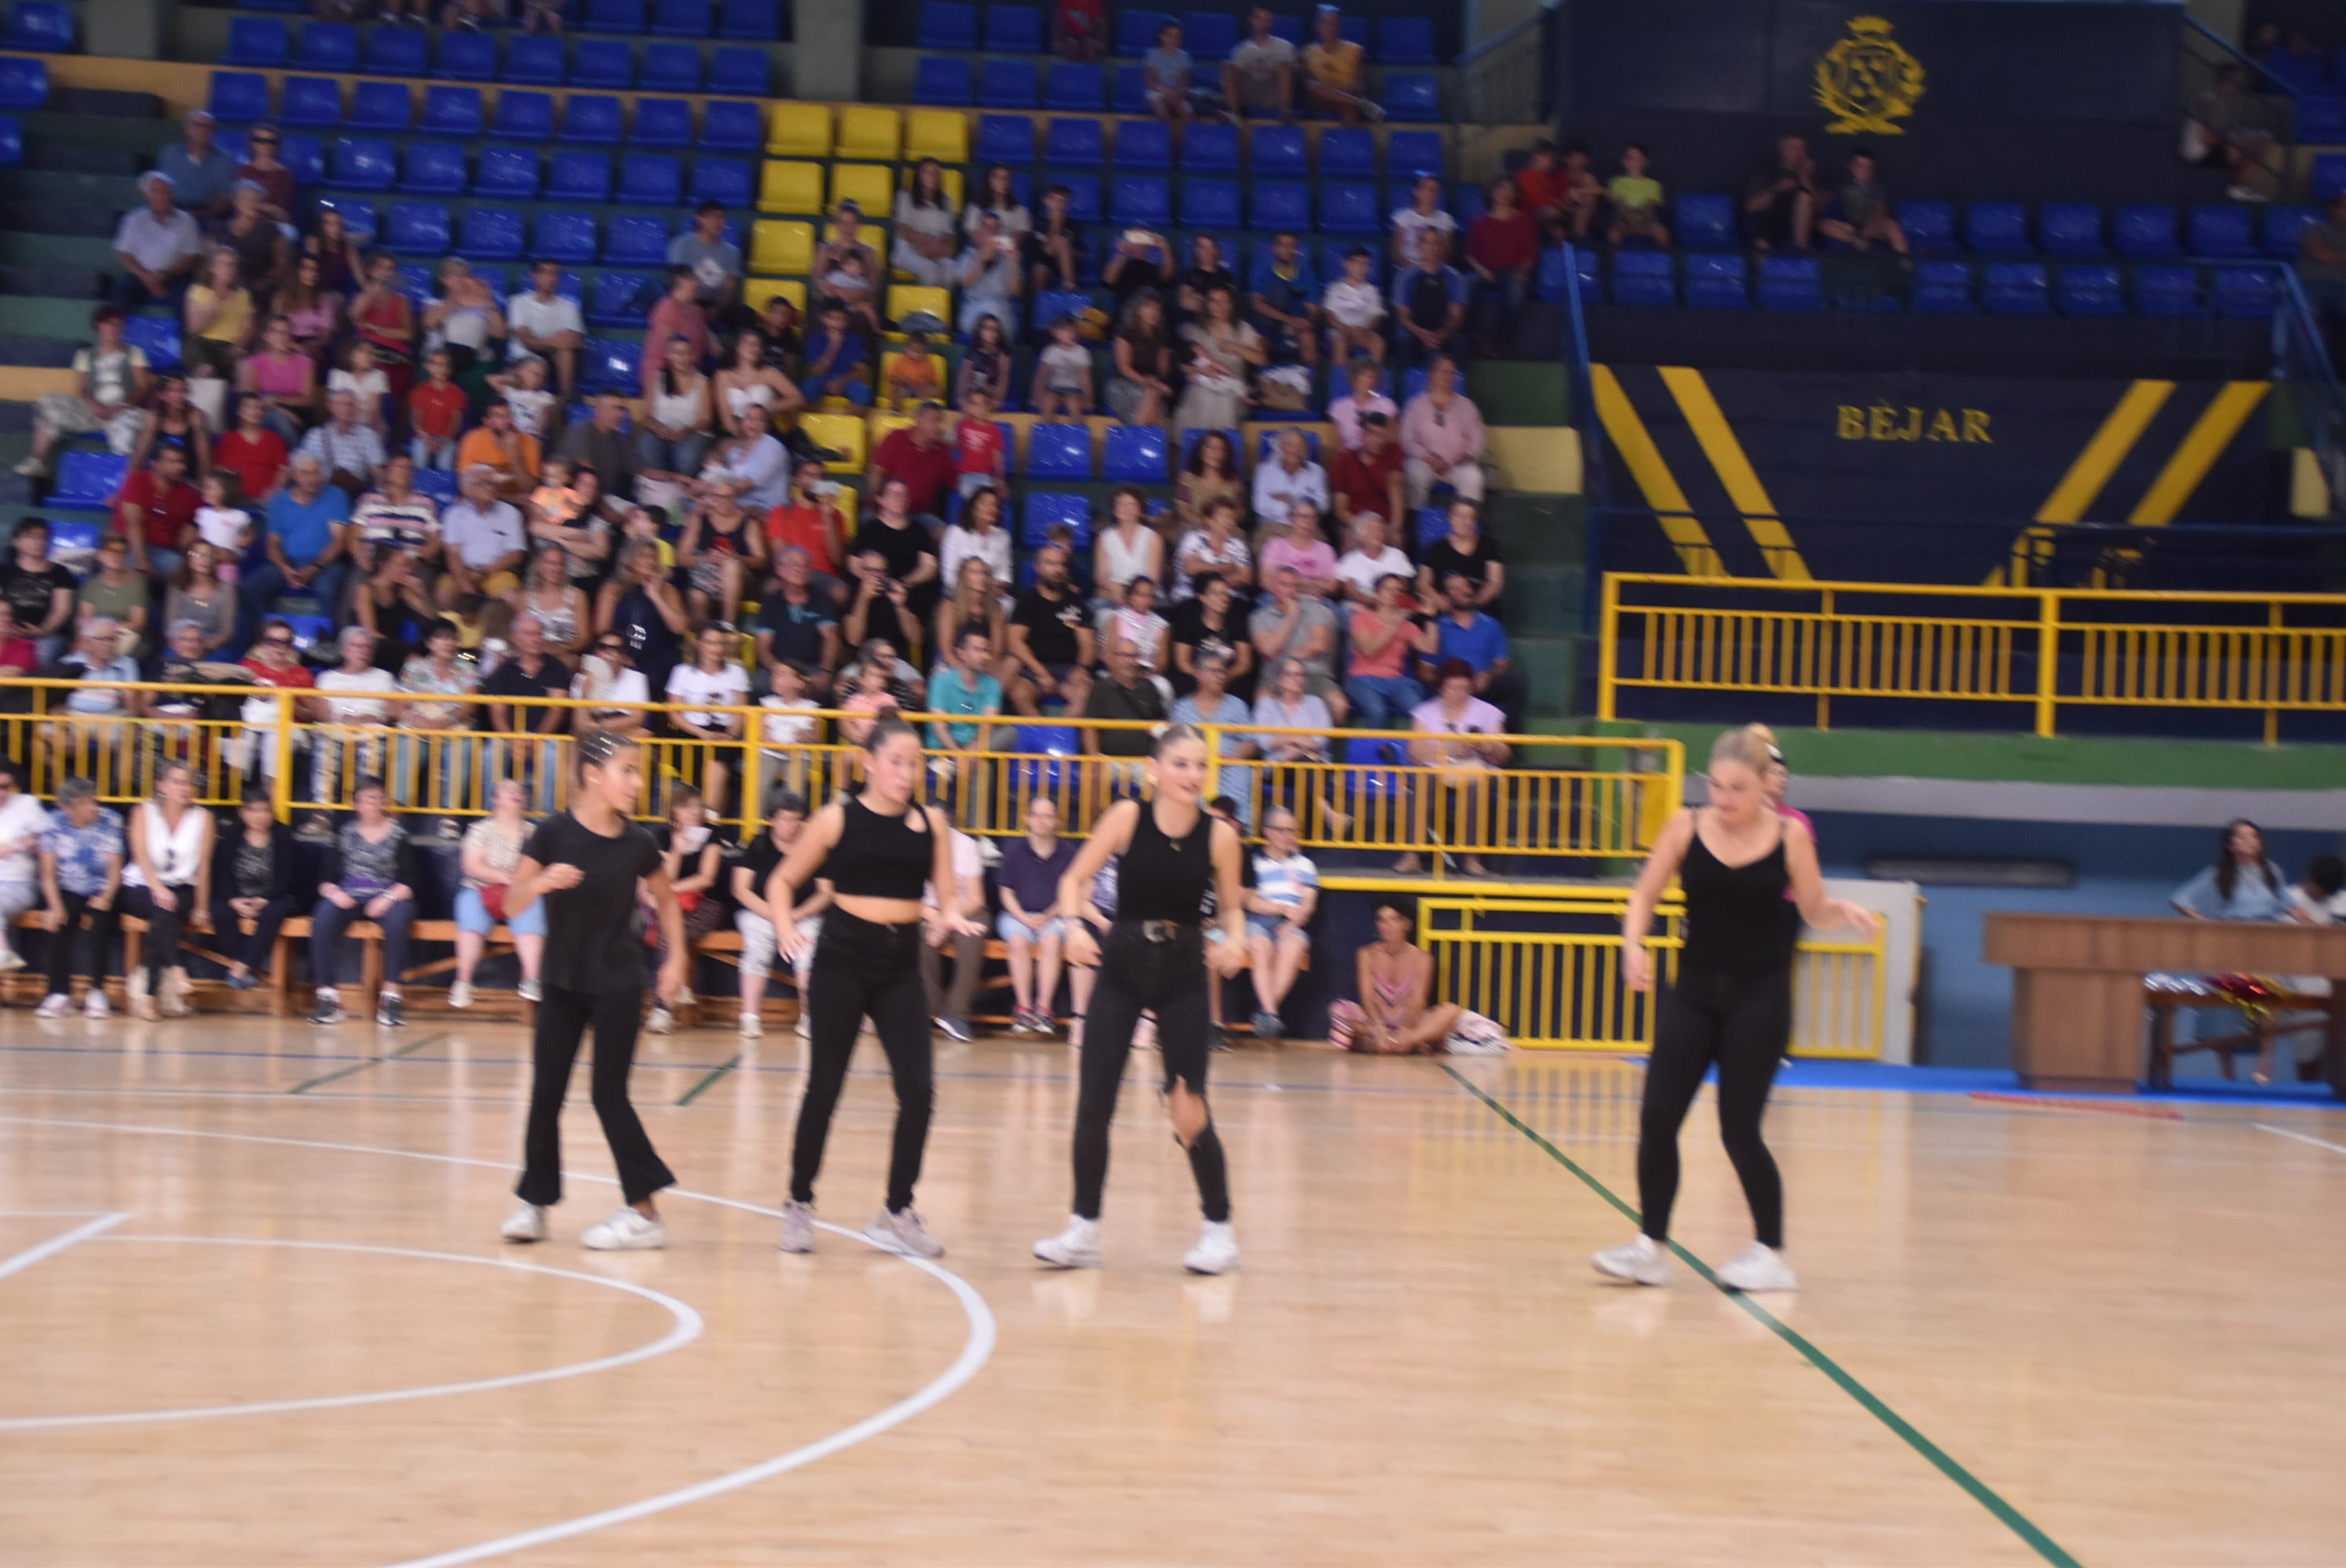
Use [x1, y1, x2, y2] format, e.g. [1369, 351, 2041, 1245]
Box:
[1596, 573, 2346, 740]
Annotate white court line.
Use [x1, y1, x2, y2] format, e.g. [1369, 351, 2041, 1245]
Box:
[0, 1113, 998, 1568]
[0, 1235, 702, 1432]
[2254, 1122, 2346, 1158]
[0, 1210, 129, 1283]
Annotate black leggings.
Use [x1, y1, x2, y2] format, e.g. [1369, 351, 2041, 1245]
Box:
[1636, 965, 1791, 1249]
[210, 895, 296, 975]
[44, 891, 117, 993]
[1073, 920, 1230, 1224]
[790, 909, 935, 1214]
[121, 882, 197, 985]
[517, 984, 676, 1207]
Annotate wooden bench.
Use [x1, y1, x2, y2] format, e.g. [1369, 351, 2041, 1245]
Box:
[2147, 985, 2337, 1089]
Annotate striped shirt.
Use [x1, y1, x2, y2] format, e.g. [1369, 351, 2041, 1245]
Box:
[1252, 851, 1318, 913]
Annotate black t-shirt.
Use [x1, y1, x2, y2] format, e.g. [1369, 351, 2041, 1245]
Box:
[849, 517, 932, 584]
[1011, 584, 1088, 668]
[1084, 674, 1167, 754]
[757, 590, 837, 670]
[481, 652, 572, 732]
[739, 828, 794, 908]
[1422, 535, 1505, 594]
[521, 811, 663, 994]
[0, 561, 72, 629]
[1168, 601, 1245, 690]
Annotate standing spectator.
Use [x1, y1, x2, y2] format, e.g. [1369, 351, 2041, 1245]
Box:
[997, 797, 1076, 1035]
[1327, 358, 1398, 452]
[667, 201, 744, 330]
[1390, 230, 1469, 369]
[155, 109, 237, 220]
[113, 172, 205, 311]
[238, 315, 318, 441]
[1026, 183, 1090, 295]
[1031, 313, 1095, 417]
[1107, 291, 1176, 427]
[1335, 507, 1412, 604]
[1176, 427, 1244, 530]
[1051, 0, 1106, 60]
[1418, 496, 1505, 608]
[1606, 144, 1672, 247]
[1466, 177, 1540, 352]
[407, 348, 468, 471]
[1143, 18, 1197, 121]
[180, 246, 256, 388]
[1301, 4, 1380, 125]
[20, 307, 151, 479]
[1406, 658, 1509, 874]
[481, 611, 572, 806]
[507, 258, 586, 403]
[304, 779, 417, 1028]
[1422, 573, 1521, 727]
[1320, 245, 1388, 366]
[1004, 542, 1094, 716]
[1248, 566, 1346, 720]
[78, 535, 152, 656]
[1251, 430, 1330, 529]
[454, 400, 539, 500]
[423, 258, 507, 379]
[1175, 495, 1253, 602]
[1175, 285, 1263, 436]
[756, 546, 843, 693]
[2171, 819, 2289, 920]
[215, 394, 289, 503]
[557, 393, 640, 500]
[1343, 568, 1426, 729]
[869, 401, 957, 525]
[207, 786, 300, 995]
[297, 389, 387, 496]
[119, 762, 211, 1019]
[35, 777, 123, 1017]
[1398, 357, 1487, 506]
[1222, 5, 1298, 122]
[111, 444, 199, 582]
[957, 210, 1026, 339]
[1244, 805, 1319, 1037]
[1, 520, 74, 660]
[892, 158, 961, 290]
[1249, 230, 1321, 368]
[1743, 134, 1818, 252]
[439, 464, 529, 603]
[637, 334, 716, 485]
[1390, 176, 1458, 270]
[1818, 149, 1911, 259]
[1331, 412, 1407, 543]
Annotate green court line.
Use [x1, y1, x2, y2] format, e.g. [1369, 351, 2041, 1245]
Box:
[287, 1033, 448, 1095]
[1442, 1064, 2083, 1568]
[675, 1051, 743, 1106]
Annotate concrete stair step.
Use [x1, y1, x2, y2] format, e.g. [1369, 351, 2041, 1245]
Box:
[49, 87, 163, 120]
[1510, 634, 1578, 719]
[0, 267, 103, 300]
[0, 335, 79, 366]
[1502, 562, 1586, 637]
[0, 201, 120, 239]
[1483, 492, 1583, 564]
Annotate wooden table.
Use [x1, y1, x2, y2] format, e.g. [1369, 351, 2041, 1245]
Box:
[1981, 913, 2346, 1096]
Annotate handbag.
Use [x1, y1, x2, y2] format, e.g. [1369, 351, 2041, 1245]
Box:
[480, 882, 507, 922]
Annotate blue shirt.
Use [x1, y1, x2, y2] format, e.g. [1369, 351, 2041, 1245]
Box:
[1433, 611, 1509, 673]
[41, 807, 124, 898]
[924, 664, 1002, 748]
[1391, 263, 1469, 316]
[1251, 251, 1321, 315]
[267, 486, 351, 565]
[2172, 862, 2291, 921]
[154, 144, 237, 211]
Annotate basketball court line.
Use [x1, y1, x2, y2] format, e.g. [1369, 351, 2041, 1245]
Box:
[1440, 1065, 2084, 1568]
[287, 1032, 451, 1094]
[0, 1210, 130, 1283]
[674, 1051, 742, 1105]
[2253, 1122, 2346, 1158]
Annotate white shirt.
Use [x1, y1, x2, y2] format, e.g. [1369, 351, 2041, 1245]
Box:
[441, 499, 527, 571]
[502, 386, 558, 439]
[1391, 207, 1458, 258]
[665, 660, 749, 729]
[1337, 546, 1412, 598]
[327, 368, 389, 422]
[195, 504, 252, 552]
[507, 290, 583, 356]
[1251, 458, 1330, 527]
[939, 524, 1011, 593]
[0, 793, 49, 884]
[922, 828, 982, 913]
[1322, 278, 1385, 328]
[574, 661, 649, 717]
[760, 695, 819, 749]
[316, 666, 398, 724]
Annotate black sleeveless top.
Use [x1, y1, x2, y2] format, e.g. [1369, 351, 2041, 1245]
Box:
[826, 793, 931, 900]
[1117, 800, 1212, 923]
[1676, 814, 1799, 978]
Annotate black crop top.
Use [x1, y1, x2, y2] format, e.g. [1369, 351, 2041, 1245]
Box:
[1117, 800, 1214, 923]
[826, 793, 932, 900]
[1676, 814, 1800, 977]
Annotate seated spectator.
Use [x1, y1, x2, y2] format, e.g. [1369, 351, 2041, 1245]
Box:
[699, 402, 792, 515]
[160, 111, 234, 212]
[447, 778, 548, 1011]
[953, 315, 1013, 412]
[1605, 144, 1671, 248]
[354, 545, 435, 664]
[1095, 486, 1166, 608]
[119, 761, 209, 1019]
[508, 542, 586, 659]
[995, 797, 1075, 1035]
[891, 159, 960, 290]
[275, 252, 340, 363]
[1108, 291, 1176, 427]
[1170, 574, 1255, 697]
[1251, 656, 1346, 832]
[506, 257, 585, 404]
[310, 623, 397, 802]
[525, 460, 617, 585]
[1465, 177, 1540, 352]
[935, 555, 1008, 670]
[240, 454, 350, 644]
[113, 444, 200, 583]
[1, 519, 74, 660]
[870, 401, 957, 525]
[168, 537, 238, 652]
[1335, 499, 1412, 605]
[129, 374, 214, 486]
[957, 210, 1026, 339]
[668, 200, 744, 333]
[1301, 4, 1380, 125]
[841, 552, 921, 663]
[1258, 499, 1339, 596]
[924, 622, 1004, 800]
[1404, 658, 1508, 875]
[637, 334, 716, 486]
[1251, 431, 1329, 532]
[1332, 414, 1407, 545]
[234, 616, 315, 782]
[1513, 139, 1577, 244]
[487, 353, 559, 445]
[214, 182, 285, 310]
[1026, 183, 1091, 296]
[399, 349, 464, 473]
[1177, 234, 1240, 324]
[942, 484, 1013, 590]
[1419, 496, 1504, 608]
[850, 475, 942, 622]
[1321, 245, 1388, 366]
[680, 489, 764, 626]
[1331, 902, 1464, 1053]
[755, 661, 822, 797]
[1143, 18, 1197, 121]
[1032, 314, 1095, 418]
[1054, 0, 1106, 58]
[439, 463, 529, 604]
[715, 328, 806, 438]
[1327, 361, 1398, 455]
[1391, 230, 1469, 369]
[1343, 568, 1427, 730]
[2298, 191, 2346, 355]
[1391, 176, 1458, 271]
[239, 315, 318, 442]
[1102, 225, 1174, 307]
[448, 398, 539, 508]
[20, 307, 151, 480]
[113, 171, 205, 312]
[1249, 230, 1321, 368]
[952, 390, 1008, 497]
[885, 331, 946, 409]
[1399, 357, 1487, 506]
[1175, 496, 1255, 603]
[350, 451, 441, 579]
[1249, 568, 1346, 722]
[480, 612, 572, 808]
[423, 258, 507, 379]
[557, 393, 641, 500]
[1421, 574, 1521, 728]
[348, 251, 419, 399]
[962, 163, 1033, 251]
[298, 389, 387, 496]
[1170, 652, 1258, 830]
[40, 619, 142, 797]
[306, 778, 419, 1028]
[78, 535, 152, 657]
[393, 616, 478, 818]
[215, 394, 289, 506]
[572, 628, 652, 739]
[205, 786, 296, 995]
[2187, 66, 2279, 202]
[1004, 542, 1095, 717]
[1176, 428, 1243, 530]
[757, 548, 843, 695]
[666, 622, 750, 818]
[1222, 5, 1298, 122]
[34, 776, 123, 1016]
[330, 343, 394, 437]
[798, 297, 872, 407]
[1818, 149, 1910, 259]
[1083, 637, 1168, 783]
[1245, 805, 1320, 1037]
[764, 455, 849, 578]
[1743, 134, 1818, 252]
[233, 124, 297, 230]
[732, 788, 826, 1040]
[2171, 819, 2290, 921]
[1097, 573, 1171, 683]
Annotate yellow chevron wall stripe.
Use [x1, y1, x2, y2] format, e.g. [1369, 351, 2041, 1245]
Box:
[1591, 365, 1725, 576]
[2035, 379, 2173, 523]
[2127, 381, 2269, 526]
[1658, 367, 1813, 582]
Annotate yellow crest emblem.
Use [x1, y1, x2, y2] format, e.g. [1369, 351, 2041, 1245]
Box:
[1814, 16, 1926, 136]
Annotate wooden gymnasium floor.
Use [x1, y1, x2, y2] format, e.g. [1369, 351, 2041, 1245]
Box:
[1, 1011, 2342, 1566]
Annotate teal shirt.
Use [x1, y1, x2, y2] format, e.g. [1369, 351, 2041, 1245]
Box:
[2171, 861, 2290, 921]
[924, 664, 1001, 749]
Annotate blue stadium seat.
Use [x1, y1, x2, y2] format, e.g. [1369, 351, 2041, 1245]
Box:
[1055, 117, 1107, 166]
[1110, 175, 1170, 227]
[1269, 13, 1303, 43]
[1102, 424, 1168, 482]
[983, 58, 1040, 108]
[702, 99, 761, 151]
[1318, 182, 1379, 234]
[1756, 254, 1824, 311]
[1383, 73, 1440, 121]
[503, 34, 565, 85]
[1251, 180, 1309, 230]
[2056, 263, 2125, 317]
[1385, 131, 1443, 180]
[1182, 9, 1237, 56]
[294, 20, 360, 71]
[279, 76, 342, 130]
[2114, 203, 2180, 258]
[118, 317, 179, 373]
[2301, 95, 2346, 143]
[408, 469, 458, 508]
[398, 140, 466, 194]
[1111, 64, 1147, 113]
[2211, 265, 2277, 318]
[1534, 242, 1592, 302]
[2264, 205, 2321, 259]
[1455, 183, 1487, 227]
[2188, 203, 2257, 258]
[1980, 260, 2050, 314]
[394, 262, 435, 303]
[534, 210, 599, 264]
[0, 114, 19, 167]
[987, 4, 1042, 52]
[1117, 9, 1171, 55]
[573, 38, 635, 86]
[2133, 264, 2201, 318]
[561, 95, 624, 144]
[977, 114, 1034, 162]
[327, 136, 397, 191]
[435, 30, 496, 81]
[345, 81, 410, 132]
[0, 56, 38, 108]
[1026, 422, 1091, 477]
[1046, 60, 1098, 109]
[1181, 177, 1240, 229]
[1251, 125, 1306, 176]
[495, 89, 555, 140]
[619, 152, 682, 205]
[1033, 289, 1090, 331]
[1325, 241, 1385, 287]
[1674, 193, 1734, 250]
[280, 132, 325, 184]
[1176, 426, 1238, 470]
[586, 0, 645, 29]
[208, 71, 271, 125]
[917, 0, 977, 49]
[643, 42, 702, 90]
[633, 96, 692, 147]
[223, 16, 289, 65]
[364, 24, 428, 76]
[708, 46, 768, 95]
[1113, 118, 1170, 169]
[2036, 202, 2104, 256]
[718, 0, 779, 38]
[1044, 171, 1100, 221]
[385, 200, 452, 253]
[5, 0, 70, 50]
[1183, 120, 1238, 172]
[693, 156, 752, 206]
[1894, 199, 1954, 254]
[50, 451, 129, 508]
[1319, 129, 1376, 178]
[1683, 252, 1747, 308]
[914, 55, 972, 105]
[1608, 250, 1673, 307]
[313, 194, 374, 242]
[583, 338, 644, 391]
[589, 272, 653, 325]
[1022, 492, 1091, 548]
[422, 84, 484, 136]
[475, 146, 539, 197]
[1965, 201, 2030, 254]
[652, 0, 713, 35]
[458, 205, 525, 261]
[1378, 15, 1436, 63]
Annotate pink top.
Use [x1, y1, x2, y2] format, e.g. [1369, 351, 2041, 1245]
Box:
[1327, 390, 1399, 451]
[247, 350, 310, 398]
[1259, 536, 1337, 583]
[1397, 391, 1487, 471]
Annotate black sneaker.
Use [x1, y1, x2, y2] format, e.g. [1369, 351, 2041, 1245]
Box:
[309, 989, 346, 1025]
[376, 993, 404, 1028]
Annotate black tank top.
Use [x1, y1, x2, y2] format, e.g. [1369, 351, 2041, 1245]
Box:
[825, 793, 931, 900]
[1676, 813, 1799, 978]
[1117, 800, 1212, 923]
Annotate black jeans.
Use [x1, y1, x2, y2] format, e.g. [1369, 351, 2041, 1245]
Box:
[790, 908, 935, 1214]
[211, 895, 296, 975]
[1073, 920, 1229, 1223]
[517, 983, 676, 1207]
[43, 891, 117, 993]
[121, 882, 197, 985]
[310, 895, 415, 987]
[1636, 964, 1792, 1249]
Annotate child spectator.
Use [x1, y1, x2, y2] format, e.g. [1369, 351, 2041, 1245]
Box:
[488, 353, 559, 442]
[193, 470, 252, 583]
[822, 250, 884, 339]
[954, 313, 1013, 411]
[1606, 144, 1672, 248]
[1032, 314, 1095, 417]
[885, 331, 945, 408]
[407, 348, 467, 471]
[1322, 246, 1387, 365]
[327, 339, 390, 437]
[800, 299, 871, 406]
[1143, 19, 1195, 121]
[954, 390, 1008, 498]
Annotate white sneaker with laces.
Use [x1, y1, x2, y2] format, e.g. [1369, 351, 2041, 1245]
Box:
[1033, 1214, 1102, 1269]
[1182, 1220, 1239, 1275]
[739, 1010, 762, 1039]
[777, 1200, 815, 1253]
[34, 993, 70, 1019]
[0, 944, 25, 973]
[1592, 1234, 1671, 1287]
[1714, 1242, 1798, 1293]
[448, 980, 474, 1010]
[500, 1203, 549, 1243]
[82, 989, 109, 1019]
[864, 1207, 946, 1258]
[646, 1004, 674, 1035]
[580, 1207, 667, 1250]
[518, 978, 541, 1003]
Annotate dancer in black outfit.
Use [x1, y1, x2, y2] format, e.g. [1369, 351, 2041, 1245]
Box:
[768, 717, 983, 1259]
[1594, 725, 1878, 1294]
[1034, 724, 1249, 1275]
[500, 731, 689, 1252]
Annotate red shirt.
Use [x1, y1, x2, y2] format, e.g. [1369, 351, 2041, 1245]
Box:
[410, 379, 469, 441]
[0, 636, 34, 677]
[645, 296, 714, 369]
[1515, 166, 1567, 214]
[1055, 0, 1104, 37]
[214, 428, 289, 503]
[1468, 211, 1541, 274]
[954, 418, 1004, 479]
[1331, 441, 1404, 522]
[114, 470, 201, 550]
[872, 429, 957, 517]
[240, 655, 316, 695]
[764, 502, 839, 575]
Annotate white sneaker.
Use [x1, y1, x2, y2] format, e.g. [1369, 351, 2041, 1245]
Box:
[1592, 1234, 1671, 1287]
[646, 1004, 674, 1035]
[1182, 1219, 1239, 1275]
[499, 1202, 549, 1243]
[448, 980, 474, 1010]
[795, 1012, 811, 1039]
[580, 1207, 667, 1250]
[777, 1200, 815, 1253]
[0, 945, 27, 974]
[1714, 1242, 1798, 1293]
[34, 993, 70, 1018]
[518, 978, 542, 1003]
[739, 1010, 762, 1039]
[864, 1207, 945, 1258]
[1033, 1214, 1102, 1269]
[82, 989, 109, 1019]
[13, 455, 47, 477]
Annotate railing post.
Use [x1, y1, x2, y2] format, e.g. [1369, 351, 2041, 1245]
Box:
[1596, 573, 1620, 720]
[272, 688, 295, 822]
[2034, 589, 2061, 739]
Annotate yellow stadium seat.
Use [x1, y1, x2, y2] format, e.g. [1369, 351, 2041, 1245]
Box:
[940, 165, 964, 209]
[743, 277, 807, 315]
[756, 160, 823, 215]
[765, 100, 830, 158]
[830, 162, 894, 215]
[887, 285, 951, 328]
[904, 108, 969, 165]
[799, 412, 869, 471]
[749, 219, 814, 274]
[823, 217, 890, 250]
[836, 105, 902, 162]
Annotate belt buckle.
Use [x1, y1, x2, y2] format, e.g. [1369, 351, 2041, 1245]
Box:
[1142, 920, 1175, 943]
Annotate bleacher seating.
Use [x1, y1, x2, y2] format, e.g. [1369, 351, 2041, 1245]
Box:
[4, 0, 72, 51]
